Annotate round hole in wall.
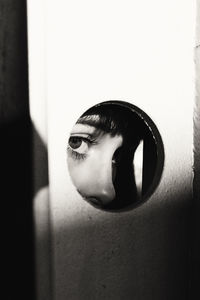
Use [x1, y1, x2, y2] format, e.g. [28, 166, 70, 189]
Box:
[67, 100, 164, 211]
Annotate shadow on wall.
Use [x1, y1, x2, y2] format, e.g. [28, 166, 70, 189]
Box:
[32, 126, 53, 300]
[51, 188, 191, 300]
[0, 1, 49, 299]
[1, 118, 50, 300]
[1, 117, 34, 299]
[32, 126, 49, 195]
[190, 44, 200, 298]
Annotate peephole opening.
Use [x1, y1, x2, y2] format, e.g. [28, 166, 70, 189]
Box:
[67, 100, 164, 211]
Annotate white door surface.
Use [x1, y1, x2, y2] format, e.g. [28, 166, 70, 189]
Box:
[28, 1, 196, 299]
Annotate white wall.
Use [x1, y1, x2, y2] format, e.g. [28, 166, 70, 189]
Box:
[27, 1, 51, 299]
[28, 1, 196, 299]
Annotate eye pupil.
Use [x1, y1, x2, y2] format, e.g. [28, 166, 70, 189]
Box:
[69, 137, 82, 149]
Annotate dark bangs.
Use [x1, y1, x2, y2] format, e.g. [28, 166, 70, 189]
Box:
[78, 103, 143, 144]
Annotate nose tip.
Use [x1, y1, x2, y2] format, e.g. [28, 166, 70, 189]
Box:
[85, 163, 116, 207]
[96, 184, 116, 206]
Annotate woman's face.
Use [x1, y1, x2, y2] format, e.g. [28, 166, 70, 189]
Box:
[67, 115, 123, 207]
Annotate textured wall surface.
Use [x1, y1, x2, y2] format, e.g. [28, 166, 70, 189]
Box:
[46, 1, 195, 300]
[28, 1, 197, 300]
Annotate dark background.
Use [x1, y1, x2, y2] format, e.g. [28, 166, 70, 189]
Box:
[0, 1, 34, 299]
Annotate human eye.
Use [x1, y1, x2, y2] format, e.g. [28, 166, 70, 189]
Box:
[67, 135, 95, 160]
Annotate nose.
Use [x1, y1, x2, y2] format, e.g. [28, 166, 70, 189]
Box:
[69, 133, 123, 207]
[85, 157, 116, 207]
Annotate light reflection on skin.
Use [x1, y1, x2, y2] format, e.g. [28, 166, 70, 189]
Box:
[67, 121, 123, 207]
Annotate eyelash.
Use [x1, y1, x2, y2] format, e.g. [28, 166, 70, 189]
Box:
[67, 147, 87, 160]
[67, 135, 97, 161]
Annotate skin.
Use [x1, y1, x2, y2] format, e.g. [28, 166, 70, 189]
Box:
[67, 122, 123, 207]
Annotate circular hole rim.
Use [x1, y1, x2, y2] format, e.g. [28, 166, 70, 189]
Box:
[68, 100, 165, 212]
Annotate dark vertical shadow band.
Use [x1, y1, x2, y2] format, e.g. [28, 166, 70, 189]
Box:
[0, 1, 35, 299]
